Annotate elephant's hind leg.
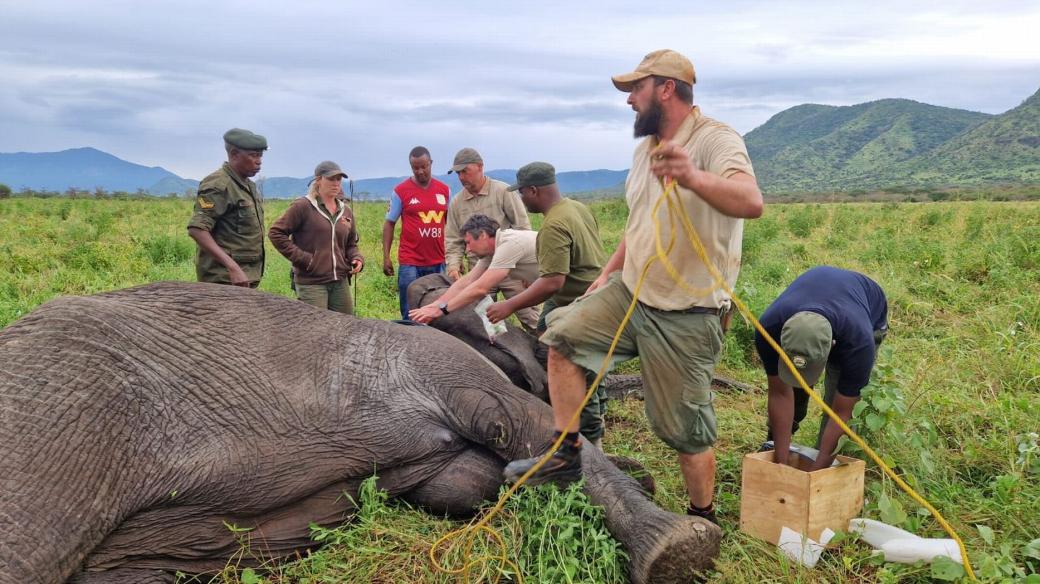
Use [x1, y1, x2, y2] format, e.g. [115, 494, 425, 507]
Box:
[400, 446, 504, 517]
[69, 567, 173, 584]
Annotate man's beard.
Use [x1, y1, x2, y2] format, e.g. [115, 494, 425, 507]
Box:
[633, 97, 663, 138]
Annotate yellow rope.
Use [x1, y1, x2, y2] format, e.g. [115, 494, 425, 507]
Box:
[430, 173, 976, 581]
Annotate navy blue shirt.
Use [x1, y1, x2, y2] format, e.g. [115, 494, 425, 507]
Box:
[755, 266, 888, 395]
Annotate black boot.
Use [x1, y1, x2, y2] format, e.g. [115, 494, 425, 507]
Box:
[503, 433, 583, 487]
[687, 502, 719, 527]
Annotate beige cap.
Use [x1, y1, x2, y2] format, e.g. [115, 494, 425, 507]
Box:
[611, 49, 696, 92]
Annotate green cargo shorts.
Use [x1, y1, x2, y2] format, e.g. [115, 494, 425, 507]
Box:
[541, 274, 724, 454]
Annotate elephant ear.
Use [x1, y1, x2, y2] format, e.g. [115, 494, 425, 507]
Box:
[489, 327, 549, 402]
[407, 273, 454, 309]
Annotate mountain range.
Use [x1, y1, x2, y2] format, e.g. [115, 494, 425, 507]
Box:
[745, 87, 1040, 192]
[2, 86, 1037, 197]
[0, 148, 627, 200]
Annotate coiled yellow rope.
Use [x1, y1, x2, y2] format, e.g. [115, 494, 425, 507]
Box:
[430, 174, 976, 580]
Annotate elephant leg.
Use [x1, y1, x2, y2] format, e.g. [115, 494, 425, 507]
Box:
[69, 568, 173, 584]
[80, 479, 363, 576]
[401, 446, 505, 517]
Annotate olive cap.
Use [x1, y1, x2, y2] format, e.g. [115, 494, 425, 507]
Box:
[223, 128, 268, 151]
[313, 160, 348, 179]
[507, 161, 556, 191]
[611, 49, 696, 92]
[778, 311, 833, 387]
[447, 147, 483, 173]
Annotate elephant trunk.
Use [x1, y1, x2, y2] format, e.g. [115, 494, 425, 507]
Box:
[582, 448, 721, 583]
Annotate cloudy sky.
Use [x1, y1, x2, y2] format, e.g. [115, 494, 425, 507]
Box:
[2, 0, 1038, 180]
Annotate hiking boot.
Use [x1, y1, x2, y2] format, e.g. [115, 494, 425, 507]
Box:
[503, 439, 582, 487]
[687, 504, 719, 527]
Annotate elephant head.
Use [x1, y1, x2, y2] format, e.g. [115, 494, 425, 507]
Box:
[406, 272, 549, 401]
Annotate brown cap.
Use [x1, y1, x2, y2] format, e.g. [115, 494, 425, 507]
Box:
[611, 49, 696, 92]
[447, 147, 483, 173]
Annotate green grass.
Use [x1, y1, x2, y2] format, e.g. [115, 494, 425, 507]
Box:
[2, 195, 1039, 582]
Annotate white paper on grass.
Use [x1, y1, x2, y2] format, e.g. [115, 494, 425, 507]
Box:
[881, 538, 963, 564]
[777, 526, 835, 568]
[848, 518, 963, 565]
[474, 295, 508, 341]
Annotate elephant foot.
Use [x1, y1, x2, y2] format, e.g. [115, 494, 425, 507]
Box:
[633, 515, 721, 584]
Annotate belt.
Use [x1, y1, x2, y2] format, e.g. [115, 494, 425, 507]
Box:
[648, 304, 727, 316]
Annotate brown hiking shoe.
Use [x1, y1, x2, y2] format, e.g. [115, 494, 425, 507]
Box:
[503, 439, 582, 487]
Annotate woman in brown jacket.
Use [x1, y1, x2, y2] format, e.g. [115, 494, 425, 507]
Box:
[269, 161, 364, 314]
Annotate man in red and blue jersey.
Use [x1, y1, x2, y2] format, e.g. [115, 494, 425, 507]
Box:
[382, 146, 453, 320]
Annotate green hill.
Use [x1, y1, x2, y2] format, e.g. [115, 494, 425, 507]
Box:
[746, 99, 992, 192]
[898, 88, 1040, 185]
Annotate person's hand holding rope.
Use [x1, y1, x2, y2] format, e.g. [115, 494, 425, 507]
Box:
[650, 140, 699, 189]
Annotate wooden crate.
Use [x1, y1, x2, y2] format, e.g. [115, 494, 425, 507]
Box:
[739, 450, 865, 544]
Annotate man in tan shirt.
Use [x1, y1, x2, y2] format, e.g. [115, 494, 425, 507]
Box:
[505, 49, 763, 528]
[409, 214, 539, 331]
[443, 147, 531, 281]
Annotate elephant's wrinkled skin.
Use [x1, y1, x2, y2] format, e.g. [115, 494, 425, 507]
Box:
[0, 282, 719, 584]
[406, 272, 549, 400]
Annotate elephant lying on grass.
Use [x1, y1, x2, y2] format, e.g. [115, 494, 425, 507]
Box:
[0, 282, 719, 584]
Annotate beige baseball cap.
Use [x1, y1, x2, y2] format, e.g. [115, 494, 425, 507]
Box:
[611, 49, 697, 92]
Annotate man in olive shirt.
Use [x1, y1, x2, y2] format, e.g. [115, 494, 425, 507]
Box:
[187, 128, 268, 287]
[485, 162, 606, 330]
[443, 147, 531, 282]
[486, 161, 610, 447]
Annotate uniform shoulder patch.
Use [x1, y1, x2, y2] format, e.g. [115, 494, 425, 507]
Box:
[197, 196, 214, 209]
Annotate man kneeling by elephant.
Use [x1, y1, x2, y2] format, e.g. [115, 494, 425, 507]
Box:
[409, 205, 609, 448]
[410, 214, 540, 332]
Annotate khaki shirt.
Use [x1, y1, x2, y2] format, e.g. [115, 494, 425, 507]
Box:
[444, 177, 531, 272]
[538, 198, 606, 307]
[476, 228, 540, 286]
[622, 107, 755, 310]
[187, 162, 265, 284]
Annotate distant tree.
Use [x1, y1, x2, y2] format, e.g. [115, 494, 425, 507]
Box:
[94, 186, 108, 199]
[183, 187, 197, 199]
[0, 183, 11, 199]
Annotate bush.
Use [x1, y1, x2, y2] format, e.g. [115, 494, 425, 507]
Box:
[141, 234, 195, 265]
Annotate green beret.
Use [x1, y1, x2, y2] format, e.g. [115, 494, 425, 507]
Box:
[223, 128, 268, 151]
[507, 161, 556, 191]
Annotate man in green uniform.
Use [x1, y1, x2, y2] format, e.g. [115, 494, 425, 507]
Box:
[485, 162, 610, 447]
[187, 128, 268, 287]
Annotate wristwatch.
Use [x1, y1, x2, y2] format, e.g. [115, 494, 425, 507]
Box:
[438, 302, 450, 315]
